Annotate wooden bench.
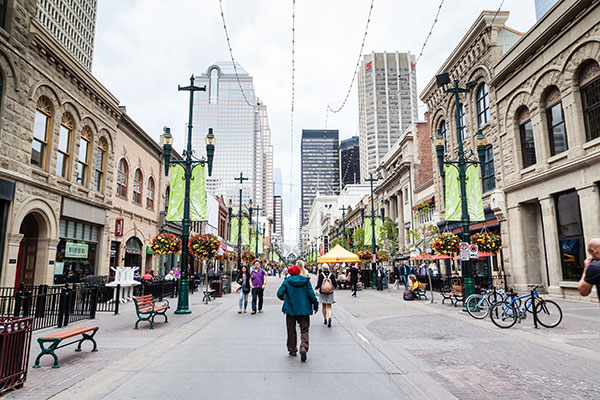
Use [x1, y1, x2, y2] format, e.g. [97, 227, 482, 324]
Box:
[133, 295, 169, 330]
[440, 285, 464, 306]
[33, 326, 98, 369]
[414, 283, 428, 300]
[202, 289, 216, 302]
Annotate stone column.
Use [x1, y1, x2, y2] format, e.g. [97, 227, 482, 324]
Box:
[1, 233, 24, 287]
[36, 238, 60, 285]
[530, 110, 549, 169]
[396, 192, 405, 249]
[539, 197, 562, 293]
[561, 88, 586, 153]
[506, 205, 528, 291]
[578, 184, 600, 240]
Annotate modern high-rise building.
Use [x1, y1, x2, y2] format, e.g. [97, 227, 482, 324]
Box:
[300, 130, 339, 227]
[273, 195, 283, 240]
[358, 52, 418, 181]
[273, 168, 283, 197]
[36, 0, 98, 70]
[191, 62, 273, 219]
[340, 136, 360, 188]
[535, 0, 560, 20]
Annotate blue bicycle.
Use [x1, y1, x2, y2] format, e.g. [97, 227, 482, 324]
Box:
[489, 285, 562, 329]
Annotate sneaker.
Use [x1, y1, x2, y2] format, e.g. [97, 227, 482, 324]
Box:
[237, 310, 242, 314]
[288, 351, 297, 357]
[300, 351, 307, 362]
[324, 319, 327, 325]
[328, 318, 332, 328]
[251, 311, 256, 315]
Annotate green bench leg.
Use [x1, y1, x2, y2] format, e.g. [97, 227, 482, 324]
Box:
[76, 329, 99, 352]
[33, 338, 61, 369]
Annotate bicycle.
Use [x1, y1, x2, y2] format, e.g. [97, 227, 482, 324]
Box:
[465, 287, 508, 319]
[489, 285, 562, 329]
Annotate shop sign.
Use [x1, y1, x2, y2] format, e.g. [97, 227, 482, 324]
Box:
[115, 219, 124, 236]
[66, 242, 89, 258]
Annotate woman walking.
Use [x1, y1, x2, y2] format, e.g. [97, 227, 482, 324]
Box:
[316, 264, 337, 327]
[297, 260, 310, 278]
[237, 266, 251, 313]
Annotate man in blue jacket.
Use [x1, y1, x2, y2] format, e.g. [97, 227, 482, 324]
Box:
[277, 265, 319, 362]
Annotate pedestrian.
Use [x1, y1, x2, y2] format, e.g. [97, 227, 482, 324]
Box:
[276, 265, 319, 362]
[315, 264, 337, 327]
[278, 267, 282, 278]
[578, 238, 600, 301]
[142, 270, 153, 281]
[348, 262, 359, 297]
[297, 260, 310, 278]
[408, 274, 423, 297]
[164, 270, 174, 281]
[250, 261, 267, 314]
[237, 266, 251, 313]
[401, 263, 409, 287]
[393, 263, 402, 290]
[376, 266, 385, 291]
[429, 260, 439, 277]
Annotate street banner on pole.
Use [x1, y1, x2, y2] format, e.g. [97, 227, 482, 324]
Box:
[230, 217, 239, 244]
[190, 164, 207, 221]
[466, 164, 485, 221]
[444, 164, 461, 221]
[375, 217, 383, 247]
[166, 164, 185, 221]
[258, 234, 264, 254]
[364, 218, 373, 246]
[241, 217, 250, 246]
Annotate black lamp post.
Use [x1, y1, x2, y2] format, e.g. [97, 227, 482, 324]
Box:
[228, 173, 248, 279]
[434, 72, 488, 302]
[360, 173, 385, 289]
[162, 75, 215, 315]
[250, 201, 263, 256]
[339, 205, 347, 248]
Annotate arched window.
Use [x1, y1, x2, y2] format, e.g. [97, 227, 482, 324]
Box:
[116, 158, 128, 198]
[518, 107, 537, 168]
[0, 0, 7, 30]
[438, 120, 447, 153]
[476, 83, 490, 128]
[133, 168, 143, 204]
[94, 138, 107, 192]
[147, 177, 155, 209]
[77, 126, 92, 185]
[544, 86, 568, 156]
[457, 103, 466, 142]
[579, 60, 600, 142]
[32, 97, 53, 169]
[209, 68, 219, 104]
[56, 113, 73, 179]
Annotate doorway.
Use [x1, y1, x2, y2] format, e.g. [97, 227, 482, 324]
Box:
[16, 214, 39, 287]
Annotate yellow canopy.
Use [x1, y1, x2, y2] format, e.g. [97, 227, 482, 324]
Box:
[317, 245, 360, 263]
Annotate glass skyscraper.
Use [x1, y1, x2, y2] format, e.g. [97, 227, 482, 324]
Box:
[340, 136, 360, 188]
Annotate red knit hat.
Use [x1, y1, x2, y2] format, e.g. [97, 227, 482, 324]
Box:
[288, 265, 301, 275]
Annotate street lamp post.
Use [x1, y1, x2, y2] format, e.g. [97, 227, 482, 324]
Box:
[162, 75, 215, 315]
[362, 173, 384, 288]
[339, 205, 347, 246]
[434, 73, 488, 301]
[228, 172, 248, 279]
[250, 201, 263, 256]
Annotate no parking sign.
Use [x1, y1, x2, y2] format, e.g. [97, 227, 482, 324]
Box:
[469, 244, 479, 259]
[459, 242, 469, 261]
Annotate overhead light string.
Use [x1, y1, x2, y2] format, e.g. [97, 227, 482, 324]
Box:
[290, 0, 296, 194]
[414, 0, 445, 66]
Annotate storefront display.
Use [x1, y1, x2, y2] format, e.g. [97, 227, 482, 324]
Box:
[54, 219, 100, 284]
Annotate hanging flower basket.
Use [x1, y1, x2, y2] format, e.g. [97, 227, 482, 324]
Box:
[471, 232, 502, 253]
[257, 257, 268, 265]
[376, 250, 390, 262]
[432, 233, 460, 255]
[224, 251, 237, 261]
[150, 233, 182, 256]
[189, 234, 221, 260]
[241, 250, 256, 265]
[357, 250, 373, 262]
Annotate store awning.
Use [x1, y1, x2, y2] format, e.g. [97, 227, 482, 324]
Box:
[317, 245, 360, 264]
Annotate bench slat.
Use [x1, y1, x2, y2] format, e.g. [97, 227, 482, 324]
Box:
[42, 326, 97, 340]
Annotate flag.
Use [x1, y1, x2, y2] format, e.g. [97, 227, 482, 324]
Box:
[241, 217, 250, 246]
[166, 164, 207, 221]
[166, 165, 185, 221]
[444, 164, 461, 221]
[230, 217, 239, 244]
[466, 164, 485, 221]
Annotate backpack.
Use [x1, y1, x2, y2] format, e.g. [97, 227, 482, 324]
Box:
[320, 273, 334, 294]
[403, 291, 414, 301]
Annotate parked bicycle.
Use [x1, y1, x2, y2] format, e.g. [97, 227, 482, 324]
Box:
[465, 287, 508, 319]
[489, 285, 562, 329]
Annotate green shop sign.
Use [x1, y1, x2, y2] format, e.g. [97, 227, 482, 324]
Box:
[65, 242, 89, 258]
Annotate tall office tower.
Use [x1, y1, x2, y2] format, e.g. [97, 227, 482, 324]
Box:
[340, 136, 360, 188]
[273, 195, 283, 240]
[273, 168, 283, 197]
[257, 99, 274, 219]
[300, 130, 340, 227]
[535, 0, 559, 20]
[36, 0, 98, 70]
[192, 62, 272, 216]
[358, 52, 418, 180]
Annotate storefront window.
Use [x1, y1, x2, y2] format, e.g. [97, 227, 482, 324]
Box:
[55, 219, 99, 284]
[554, 190, 585, 281]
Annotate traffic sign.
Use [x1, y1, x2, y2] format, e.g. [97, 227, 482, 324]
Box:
[469, 244, 479, 259]
[459, 242, 469, 261]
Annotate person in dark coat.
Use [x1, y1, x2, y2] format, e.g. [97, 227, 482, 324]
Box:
[348, 263, 359, 297]
[276, 265, 319, 362]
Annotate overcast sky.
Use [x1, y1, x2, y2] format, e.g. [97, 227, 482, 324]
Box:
[94, 0, 536, 246]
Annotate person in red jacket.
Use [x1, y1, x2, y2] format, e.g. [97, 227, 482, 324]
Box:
[142, 270, 153, 281]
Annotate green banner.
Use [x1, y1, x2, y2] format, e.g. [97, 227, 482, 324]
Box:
[375, 217, 383, 247]
[466, 164, 485, 221]
[258, 234, 264, 255]
[166, 164, 185, 221]
[190, 163, 207, 221]
[241, 217, 250, 246]
[230, 217, 239, 244]
[364, 218, 372, 247]
[444, 164, 461, 221]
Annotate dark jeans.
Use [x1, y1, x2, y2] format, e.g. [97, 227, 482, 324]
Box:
[349, 281, 357, 296]
[251, 287, 264, 312]
[376, 276, 383, 291]
[286, 314, 310, 354]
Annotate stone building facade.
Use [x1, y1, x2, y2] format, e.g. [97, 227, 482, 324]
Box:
[490, 0, 600, 298]
[0, 1, 120, 286]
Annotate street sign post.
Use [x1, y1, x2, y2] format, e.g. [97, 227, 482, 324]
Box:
[469, 244, 479, 259]
[459, 242, 470, 261]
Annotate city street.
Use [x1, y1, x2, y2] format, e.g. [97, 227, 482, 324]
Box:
[8, 276, 600, 400]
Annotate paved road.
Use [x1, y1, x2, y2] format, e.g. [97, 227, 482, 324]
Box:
[8, 276, 600, 399]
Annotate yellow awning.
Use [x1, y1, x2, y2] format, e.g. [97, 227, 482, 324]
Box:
[317, 245, 360, 263]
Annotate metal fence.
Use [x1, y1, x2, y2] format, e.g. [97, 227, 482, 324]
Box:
[0, 317, 33, 394]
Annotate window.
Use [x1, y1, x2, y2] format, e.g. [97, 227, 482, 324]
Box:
[76, 127, 91, 185]
[0, 0, 6, 29]
[518, 108, 537, 168]
[439, 120, 447, 153]
[481, 145, 495, 192]
[209, 68, 218, 104]
[554, 190, 585, 281]
[56, 113, 73, 179]
[458, 103, 466, 142]
[32, 97, 52, 169]
[133, 169, 142, 204]
[147, 177, 154, 209]
[579, 61, 600, 142]
[94, 138, 107, 192]
[545, 87, 568, 155]
[476, 83, 490, 128]
[116, 159, 128, 198]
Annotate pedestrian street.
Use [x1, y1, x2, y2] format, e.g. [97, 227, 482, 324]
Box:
[8, 275, 600, 400]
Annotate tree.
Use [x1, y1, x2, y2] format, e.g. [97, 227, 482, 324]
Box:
[407, 200, 439, 254]
[352, 227, 366, 251]
[382, 217, 400, 256]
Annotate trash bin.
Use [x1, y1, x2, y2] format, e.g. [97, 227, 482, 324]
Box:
[210, 280, 223, 297]
[0, 317, 33, 394]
